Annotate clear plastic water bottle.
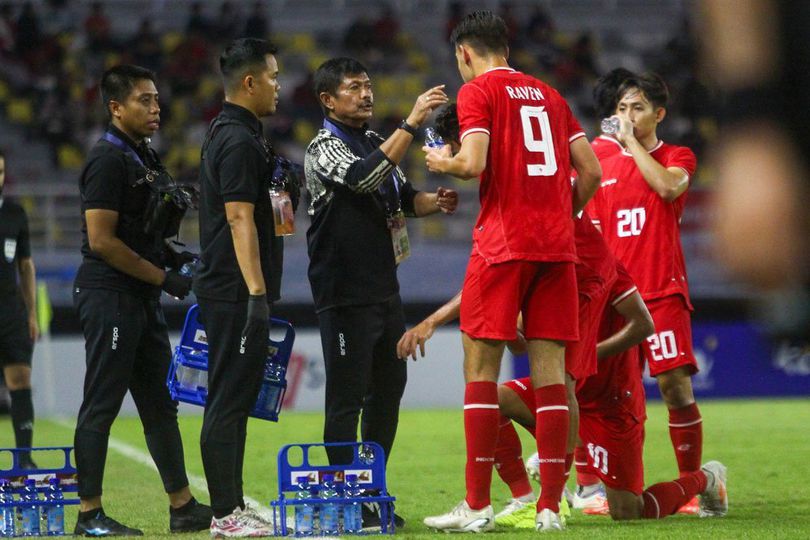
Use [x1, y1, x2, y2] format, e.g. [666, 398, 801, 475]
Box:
[343, 474, 362, 534]
[294, 480, 314, 537]
[424, 127, 445, 148]
[256, 362, 284, 415]
[601, 116, 620, 135]
[0, 480, 15, 537]
[319, 475, 340, 536]
[179, 257, 199, 277]
[20, 479, 40, 536]
[42, 478, 64, 536]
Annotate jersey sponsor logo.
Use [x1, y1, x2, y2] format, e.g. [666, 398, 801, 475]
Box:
[111, 326, 119, 350]
[193, 329, 208, 345]
[505, 85, 545, 101]
[600, 178, 617, 187]
[4, 238, 16, 262]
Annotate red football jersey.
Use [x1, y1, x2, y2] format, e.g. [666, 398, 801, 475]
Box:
[575, 210, 618, 299]
[591, 134, 623, 161]
[576, 262, 646, 424]
[586, 141, 696, 307]
[457, 67, 586, 264]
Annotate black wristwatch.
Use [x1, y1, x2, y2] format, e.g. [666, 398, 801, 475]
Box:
[399, 120, 418, 137]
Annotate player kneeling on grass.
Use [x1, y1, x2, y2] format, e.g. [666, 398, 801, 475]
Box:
[494, 264, 728, 523]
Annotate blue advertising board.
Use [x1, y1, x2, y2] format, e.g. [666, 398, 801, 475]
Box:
[512, 321, 810, 398]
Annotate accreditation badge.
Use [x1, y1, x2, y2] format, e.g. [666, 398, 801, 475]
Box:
[269, 189, 295, 236]
[4, 238, 16, 262]
[387, 211, 410, 264]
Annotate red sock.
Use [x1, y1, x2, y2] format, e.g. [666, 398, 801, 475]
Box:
[575, 445, 600, 486]
[668, 403, 703, 476]
[534, 384, 568, 513]
[564, 452, 574, 482]
[464, 382, 499, 510]
[641, 470, 707, 519]
[494, 417, 533, 498]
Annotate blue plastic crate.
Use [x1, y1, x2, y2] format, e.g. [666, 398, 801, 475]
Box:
[166, 304, 296, 421]
[270, 442, 395, 536]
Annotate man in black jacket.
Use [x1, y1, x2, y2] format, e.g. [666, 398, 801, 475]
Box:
[73, 64, 211, 536]
[305, 57, 457, 528]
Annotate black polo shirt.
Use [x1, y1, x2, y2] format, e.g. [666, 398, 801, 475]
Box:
[194, 102, 282, 303]
[74, 124, 164, 298]
[0, 197, 30, 306]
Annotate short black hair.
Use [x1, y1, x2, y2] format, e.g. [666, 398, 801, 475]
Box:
[617, 72, 669, 109]
[219, 38, 278, 91]
[100, 64, 156, 118]
[450, 10, 508, 57]
[593, 68, 635, 118]
[434, 103, 459, 143]
[312, 57, 368, 114]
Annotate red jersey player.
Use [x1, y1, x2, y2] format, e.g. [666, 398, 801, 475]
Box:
[421, 10, 601, 533]
[586, 72, 706, 513]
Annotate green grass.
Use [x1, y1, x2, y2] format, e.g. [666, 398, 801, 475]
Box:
[2, 399, 809, 538]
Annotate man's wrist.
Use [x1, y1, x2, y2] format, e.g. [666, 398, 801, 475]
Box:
[399, 119, 419, 136]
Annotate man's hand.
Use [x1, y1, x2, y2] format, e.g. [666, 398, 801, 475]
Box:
[164, 246, 198, 271]
[242, 294, 270, 342]
[424, 148, 447, 174]
[436, 187, 458, 214]
[397, 320, 437, 361]
[406, 85, 449, 127]
[161, 270, 193, 299]
[28, 316, 39, 342]
[614, 114, 635, 145]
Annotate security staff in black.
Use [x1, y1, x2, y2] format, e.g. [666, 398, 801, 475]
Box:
[0, 148, 39, 470]
[194, 39, 283, 534]
[72, 65, 211, 537]
[305, 57, 456, 527]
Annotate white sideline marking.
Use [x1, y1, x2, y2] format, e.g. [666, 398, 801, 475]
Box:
[51, 419, 273, 519]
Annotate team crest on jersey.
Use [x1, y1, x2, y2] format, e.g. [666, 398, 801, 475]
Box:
[4, 238, 16, 262]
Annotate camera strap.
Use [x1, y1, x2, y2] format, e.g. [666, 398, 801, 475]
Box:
[102, 131, 146, 168]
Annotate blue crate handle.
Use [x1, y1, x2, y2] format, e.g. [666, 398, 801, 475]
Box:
[166, 304, 295, 421]
[270, 442, 396, 536]
[0, 446, 80, 505]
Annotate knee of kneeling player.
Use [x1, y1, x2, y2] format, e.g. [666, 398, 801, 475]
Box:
[609, 494, 643, 520]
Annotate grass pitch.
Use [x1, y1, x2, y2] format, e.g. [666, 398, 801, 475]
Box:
[2, 399, 809, 538]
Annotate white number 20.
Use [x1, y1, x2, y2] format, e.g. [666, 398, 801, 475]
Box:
[647, 330, 679, 361]
[519, 106, 558, 177]
[617, 208, 646, 237]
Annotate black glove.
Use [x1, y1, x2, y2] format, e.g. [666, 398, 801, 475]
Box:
[161, 270, 192, 299]
[241, 294, 270, 342]
[164, 245, 198, 271]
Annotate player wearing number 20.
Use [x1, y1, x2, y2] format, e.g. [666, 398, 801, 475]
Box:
[586, 73, 705, 492]
[423, 10, 601, 533]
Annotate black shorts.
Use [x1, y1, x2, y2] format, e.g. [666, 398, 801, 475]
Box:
[0, 297, 33, 367]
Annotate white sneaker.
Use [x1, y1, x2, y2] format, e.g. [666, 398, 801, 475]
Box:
[494, 497, 533, 526]
[535, 508, 564, 532]
[525, 452, 541, 482]
[210, 508, 274, 537]
[423, 500, 495, 533]
[242, 504, 275, 528]
[572, 483, 607, 511]
[699, 461, 728, 517]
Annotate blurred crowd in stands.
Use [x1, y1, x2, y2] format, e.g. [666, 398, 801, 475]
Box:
[0, 0, 716, 203]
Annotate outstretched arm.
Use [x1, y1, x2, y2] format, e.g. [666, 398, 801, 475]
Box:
[397, 290, 461, 360]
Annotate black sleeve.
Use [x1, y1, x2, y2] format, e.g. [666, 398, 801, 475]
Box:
[398, 175, 419, 216]
[217, 142, 266, 203]
[82, 153, 126, 211]
[16, 207, 31, 259]
[307, 136, 394, 193]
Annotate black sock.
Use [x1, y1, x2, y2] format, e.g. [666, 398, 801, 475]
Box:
[10, 389, 34, 457]
[78, 507, 104, 521]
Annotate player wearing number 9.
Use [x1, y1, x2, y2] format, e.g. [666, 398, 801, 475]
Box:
[422, 10, 601, 534]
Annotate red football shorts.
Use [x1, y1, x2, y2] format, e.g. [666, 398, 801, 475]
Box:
[503, 377, 534, 412]
[564, 287, 611, 381]
[579, 412, 645, 495]
[641, 295, 698, 377]
[460, 253, 579, 341]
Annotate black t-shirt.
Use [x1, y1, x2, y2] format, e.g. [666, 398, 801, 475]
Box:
[0, 198, 31, 304]
[194, 102, 282, 303]
[74, 124, 166, 298]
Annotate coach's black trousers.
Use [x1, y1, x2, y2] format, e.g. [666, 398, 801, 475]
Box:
[73, 288, 188, 499]
[319, 296, 408, 466]
[197, 298, 268, 517]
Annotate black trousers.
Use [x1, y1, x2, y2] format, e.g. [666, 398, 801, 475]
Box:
[0, 295, 33, 366]
[73, 287, 188, 499]
[319, 296, 408, 466]
[197, 297, 268, 515]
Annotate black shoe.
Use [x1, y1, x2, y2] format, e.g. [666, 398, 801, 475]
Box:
[169, 497, 213, 533]
[362, 501, 405, 531]
[75, 510, 144, 536]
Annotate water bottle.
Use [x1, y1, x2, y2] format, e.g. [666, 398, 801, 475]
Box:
[42, 478, 64, 536]
[600, 116, 620, 135]
[0, 480, 15, 537]
[424, 127, 445, 148]
[319, 475, 340, 536]
[20, 479, 40, 536]
[343, 475, 362, 534]
[179, 257, 199, 277]
[256, 362, 284, 415]
[294, 480, 314, 537]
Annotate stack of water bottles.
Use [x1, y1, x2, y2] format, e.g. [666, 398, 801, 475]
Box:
[0, 478, 66, 537]
[290, 474, 365, 537]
